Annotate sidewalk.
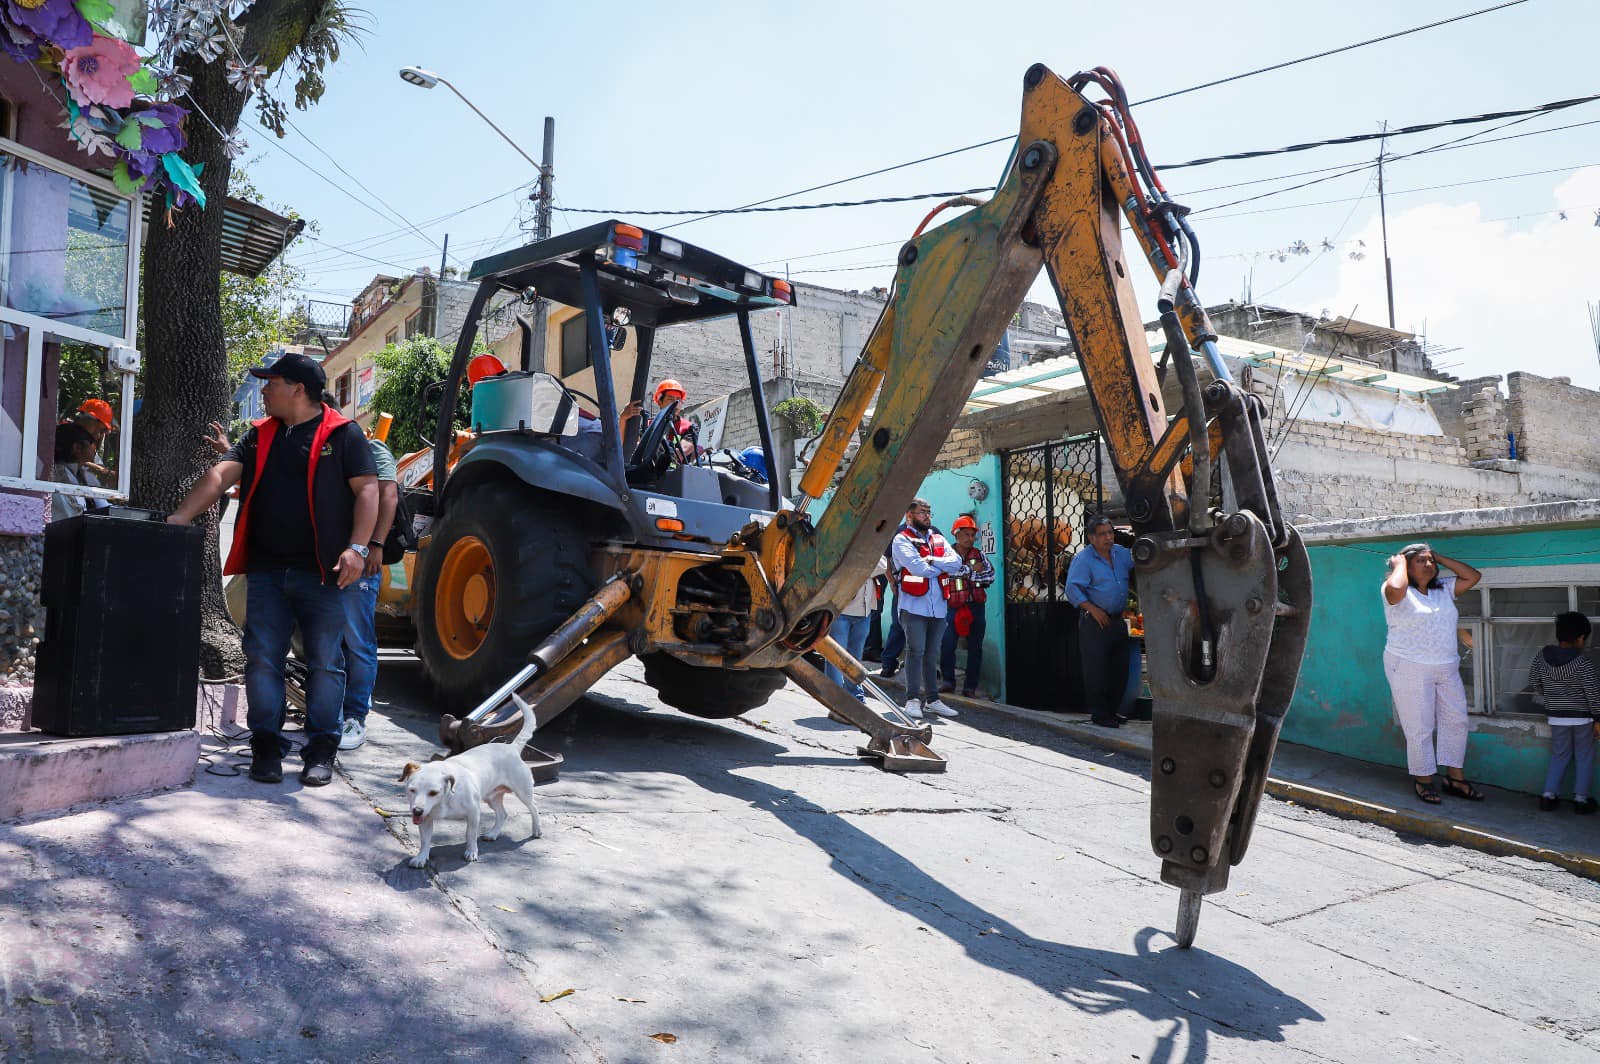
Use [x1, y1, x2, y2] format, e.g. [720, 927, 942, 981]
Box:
[879, 679, 1600, 882]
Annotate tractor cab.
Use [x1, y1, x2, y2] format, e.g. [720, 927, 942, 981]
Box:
[430, 220, 795, 551]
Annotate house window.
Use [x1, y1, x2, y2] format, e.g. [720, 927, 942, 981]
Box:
[0, 137, 139, 501]
[560, 313, 590, 377]
[385, 327, 399, 346]
[1454, 569, 1600, 715]
[404, 311, 422, 339]
[336, 370, 352, 409]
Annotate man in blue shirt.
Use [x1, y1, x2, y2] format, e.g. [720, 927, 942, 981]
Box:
[1064, 514, 1135, 728]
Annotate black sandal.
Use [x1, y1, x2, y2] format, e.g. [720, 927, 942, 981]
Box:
[1413, 779, 1442, 804]
[1440, 776, 1485, 801]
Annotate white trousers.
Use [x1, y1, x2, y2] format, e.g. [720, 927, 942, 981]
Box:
[1383, 651, 1470, 777]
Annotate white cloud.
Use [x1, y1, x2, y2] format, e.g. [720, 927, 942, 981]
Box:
[1313, 166, 1600, 389]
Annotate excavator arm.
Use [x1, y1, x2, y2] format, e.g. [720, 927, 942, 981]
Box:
[763, 63, 1313, 948]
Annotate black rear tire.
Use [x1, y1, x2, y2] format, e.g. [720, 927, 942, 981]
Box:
[415, 481, 595, 714]
[641, 652, 787, 719]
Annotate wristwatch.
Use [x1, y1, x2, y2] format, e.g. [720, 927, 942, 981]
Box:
[348, 542, 370, 559]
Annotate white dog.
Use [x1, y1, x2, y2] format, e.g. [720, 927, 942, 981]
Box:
[399, 695, 543, 867]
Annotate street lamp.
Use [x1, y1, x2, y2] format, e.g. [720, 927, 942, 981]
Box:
[400, 64, 557, 371]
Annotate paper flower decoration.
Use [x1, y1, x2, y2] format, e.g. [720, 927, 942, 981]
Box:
[61, 33, 142, 108]
[5, 0, 91, 50]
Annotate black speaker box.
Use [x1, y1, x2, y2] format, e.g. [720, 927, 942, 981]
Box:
[33, 509, 206, 737]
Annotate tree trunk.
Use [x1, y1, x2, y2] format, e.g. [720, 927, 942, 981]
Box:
[132, 0, 327, 679]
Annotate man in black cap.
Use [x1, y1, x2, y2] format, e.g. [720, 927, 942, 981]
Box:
[168, 352, 378, 786]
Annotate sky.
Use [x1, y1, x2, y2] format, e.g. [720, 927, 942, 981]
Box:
[247, 0, 1600, 387]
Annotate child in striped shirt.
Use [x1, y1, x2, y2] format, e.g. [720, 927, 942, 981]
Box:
[1529, 611, 1600, 813]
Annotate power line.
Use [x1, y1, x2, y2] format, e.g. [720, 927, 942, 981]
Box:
[1163, 91, 1599, 172]
[553, 187, 994, 218]
[1190, 104, 1561, 215]
[551, 94, 1598, 221]
[281, 113, 453, 263]
[1176, 116, 1600, 198]
[649, 0, 1538, 229]
[747, 112, 1597, 280]
[1136, 0, 1531, 107]
[1201, 160, 1600, 221]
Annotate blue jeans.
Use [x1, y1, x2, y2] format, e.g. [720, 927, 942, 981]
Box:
[900, 611, 945, 702]
[940, 608, 986, 693]
[826, 613, 872, 700]
[1545, 723, 1596, 798]
[340, 574, 380, 725]
[244, 568, 348, 752]
[882, 591, 904, 668]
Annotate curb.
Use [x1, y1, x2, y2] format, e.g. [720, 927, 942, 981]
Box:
[868, 671, 1600, 883]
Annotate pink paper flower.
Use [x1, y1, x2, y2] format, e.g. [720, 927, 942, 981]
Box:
[61, 33, 141, 109]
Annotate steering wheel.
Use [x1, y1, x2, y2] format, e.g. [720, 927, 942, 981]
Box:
[627, 399, 681, 478]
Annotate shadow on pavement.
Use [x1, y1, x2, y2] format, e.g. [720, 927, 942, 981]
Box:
[509, 694, 1325, 1062]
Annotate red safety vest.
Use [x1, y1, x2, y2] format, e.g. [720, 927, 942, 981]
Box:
[945, 545, 989, 608]
[894, 524, 951, 598]
[224, 404, 354, 581]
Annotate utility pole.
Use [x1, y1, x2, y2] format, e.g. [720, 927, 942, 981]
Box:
[430, 233, 449, 338]
[1377, 122, 1397, 330]
[528, 116, 555, 371]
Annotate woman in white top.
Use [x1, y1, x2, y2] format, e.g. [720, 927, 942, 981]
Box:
[1382, 542, 1483, 804]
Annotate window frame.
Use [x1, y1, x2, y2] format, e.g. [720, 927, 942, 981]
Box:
[559, 312, 589, 378]
[0, 134, 140, 502]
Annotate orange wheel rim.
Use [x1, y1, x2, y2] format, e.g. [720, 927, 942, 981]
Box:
[434, 535, 495, 660]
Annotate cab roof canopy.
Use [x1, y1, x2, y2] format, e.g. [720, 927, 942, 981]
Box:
[466, 219, 795, 329]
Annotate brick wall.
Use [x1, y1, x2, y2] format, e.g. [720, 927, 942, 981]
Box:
[933, 427, 985, 471]
[1506, 371, 1600, 471]
[1426, 373, 1500, 457]
[1459, 385, 1510, 462]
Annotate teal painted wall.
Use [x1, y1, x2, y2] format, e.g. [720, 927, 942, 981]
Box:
[817, 454, 1007, 701]
[1287, 523, 1600, 795]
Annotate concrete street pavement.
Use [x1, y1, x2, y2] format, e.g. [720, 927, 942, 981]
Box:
[5, 658, 1600, 1061]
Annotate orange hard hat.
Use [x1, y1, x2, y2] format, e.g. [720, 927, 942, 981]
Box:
[77, 398, 116, 430]
[653, 378, 686, 405]
[466, 353, 508, 387]
[952, 515, 979, 533]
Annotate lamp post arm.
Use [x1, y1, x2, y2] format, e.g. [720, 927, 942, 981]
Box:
[437, 76, 548, 175]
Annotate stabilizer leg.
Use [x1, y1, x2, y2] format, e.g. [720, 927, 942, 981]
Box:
[789, 638, 946, 773]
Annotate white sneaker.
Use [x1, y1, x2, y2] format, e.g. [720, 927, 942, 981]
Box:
[338, 718, 367, 750]
[903, 698, 924, 720]
[924, 699, 958, 719]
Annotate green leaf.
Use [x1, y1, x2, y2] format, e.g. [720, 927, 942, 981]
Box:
[74, 0, 114, 26]
[110, 161, 147, 196]
[160, 153, 207, 209]
[127, 68, 158, 96]
[134, 111, 167, 128]
[114, 121, 142, 151]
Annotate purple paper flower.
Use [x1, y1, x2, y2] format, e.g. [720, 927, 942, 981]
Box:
[131, 101, 188, 156]
[5, 0, 91, 50]
[0, 11, 43, 61]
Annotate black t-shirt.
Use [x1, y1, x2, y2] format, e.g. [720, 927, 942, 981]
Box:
[226, 415, 376, 572]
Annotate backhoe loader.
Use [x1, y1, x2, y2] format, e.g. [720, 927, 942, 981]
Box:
[402, 63, 1311, 949]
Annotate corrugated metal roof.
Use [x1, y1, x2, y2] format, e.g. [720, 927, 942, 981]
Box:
[141, 195, 304, 279]
[960, 331, 1454, 413]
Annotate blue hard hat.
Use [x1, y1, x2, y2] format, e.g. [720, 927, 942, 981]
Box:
[739, 446, 768, 481]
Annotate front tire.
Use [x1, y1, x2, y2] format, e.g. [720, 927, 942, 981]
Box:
[641, 652, 787, 719]
[415, 481, 595, 713]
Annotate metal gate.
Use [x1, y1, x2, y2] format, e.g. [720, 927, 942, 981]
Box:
[1000, 434, 1104, 710]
